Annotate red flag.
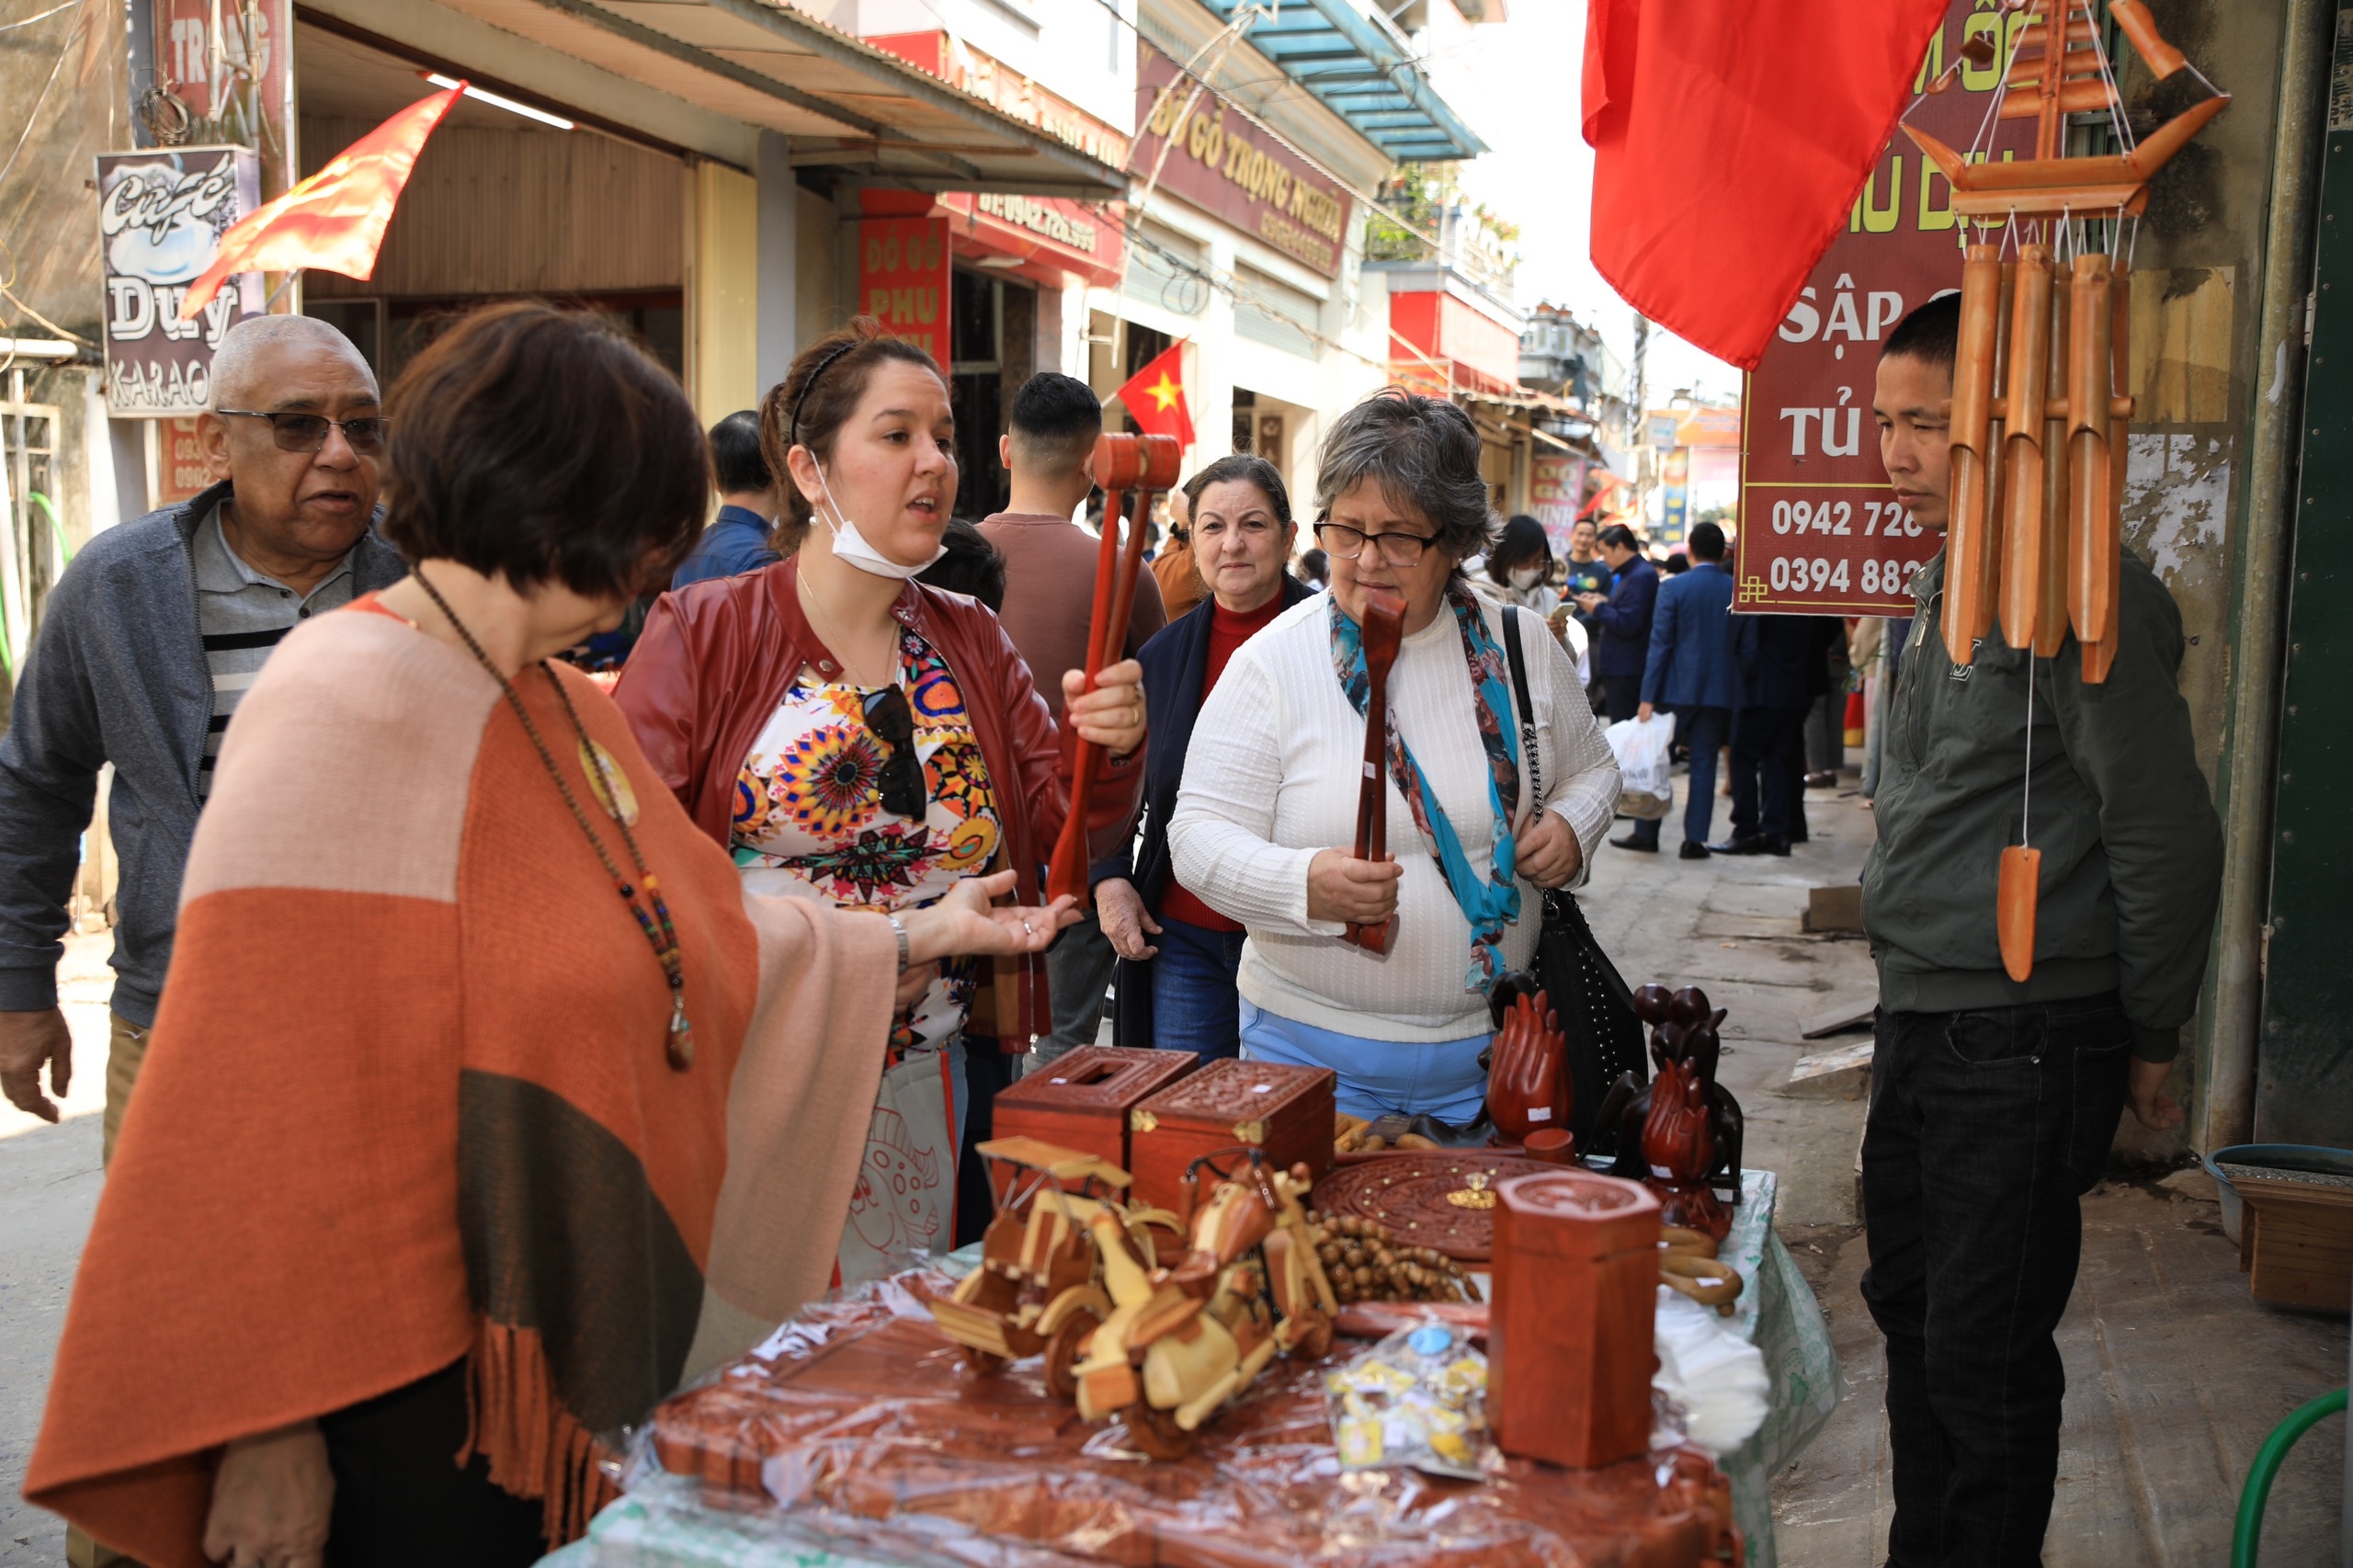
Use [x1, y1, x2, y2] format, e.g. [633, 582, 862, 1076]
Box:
[180, 85, 463, 320]
[1583, 0, 1947, 369]
[1113, 340, 1196, 449]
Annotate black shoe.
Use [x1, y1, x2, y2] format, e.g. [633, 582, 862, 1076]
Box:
[1610, 835, 1659, 853]
[1678, 841, 1711, 860]
[1804, 771, 1837, 789]
[1760, 835, 1792, 856]
[1708, 835, 1763, 856]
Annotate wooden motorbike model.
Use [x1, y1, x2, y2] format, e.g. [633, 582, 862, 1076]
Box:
[1069, 1149, 1337, 1459]
[926, 1137, 1188, 1399]
[1901, 1, 2227, 983]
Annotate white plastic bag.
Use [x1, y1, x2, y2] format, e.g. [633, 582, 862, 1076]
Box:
[1604, 713, 1674, 820]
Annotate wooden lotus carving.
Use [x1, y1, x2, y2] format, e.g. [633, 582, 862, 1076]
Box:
[1487, 989, 1572, 1148]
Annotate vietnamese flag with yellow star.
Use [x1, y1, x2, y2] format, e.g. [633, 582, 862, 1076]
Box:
[1113, 339, 1195, 449]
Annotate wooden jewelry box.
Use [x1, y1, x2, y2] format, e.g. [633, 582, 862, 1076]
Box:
[1125, 1058, 1336, 1216]
[988, 1046, 1199, 1196]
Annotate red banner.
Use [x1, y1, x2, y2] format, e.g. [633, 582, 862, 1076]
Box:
[1734, 0, 2030, 615]
[858, 216, 951, 368]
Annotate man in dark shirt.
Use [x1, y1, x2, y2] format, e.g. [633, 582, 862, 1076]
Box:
[1574, 523, 1658, 723]
[670, 410, 780, 587]
[1859, 294, 2220, 1568]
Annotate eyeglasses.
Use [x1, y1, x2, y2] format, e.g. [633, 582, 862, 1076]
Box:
[1314, 521, 1437, 568]
[214, 409, 389, 456]
[862, 686, 928, 821]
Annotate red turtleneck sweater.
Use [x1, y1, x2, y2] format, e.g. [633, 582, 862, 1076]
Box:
[1160, 591, 1286, 933]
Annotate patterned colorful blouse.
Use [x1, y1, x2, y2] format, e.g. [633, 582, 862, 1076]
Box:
[733, 628, 999, 1059]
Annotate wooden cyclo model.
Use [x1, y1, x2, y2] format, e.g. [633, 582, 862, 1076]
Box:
[927, 1137, 1188, 1399]
[1045, 430, 1183, 905]
[1069, 1147, 1337, 1459]
[1900, 0, 2226, 983]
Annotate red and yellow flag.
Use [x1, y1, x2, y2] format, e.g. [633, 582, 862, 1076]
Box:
[1113, 340, 1196, 449]
[180, 85, 463, 320]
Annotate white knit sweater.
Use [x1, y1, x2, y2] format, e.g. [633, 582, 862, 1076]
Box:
[1168, 593, 1620, 1042]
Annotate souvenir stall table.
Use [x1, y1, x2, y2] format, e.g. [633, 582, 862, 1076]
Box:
[538, 1162, 1834, 1568]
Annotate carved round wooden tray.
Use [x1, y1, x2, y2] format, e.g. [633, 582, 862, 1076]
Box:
[1310, 1152, 1561, 1261]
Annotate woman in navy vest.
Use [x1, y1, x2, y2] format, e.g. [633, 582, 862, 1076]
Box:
[1093, 455, 1309, 1060]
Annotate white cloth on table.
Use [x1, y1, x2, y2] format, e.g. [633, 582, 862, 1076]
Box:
[1168, 593, 1619, 1043]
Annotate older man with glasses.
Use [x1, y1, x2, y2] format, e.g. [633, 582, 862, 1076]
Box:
[0, 314, 406, 1159]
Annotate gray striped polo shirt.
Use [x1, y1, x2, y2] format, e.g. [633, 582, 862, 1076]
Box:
[193, 502, 358, 798]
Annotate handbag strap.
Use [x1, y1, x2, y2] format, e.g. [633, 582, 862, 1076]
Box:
[1502, 606, 1541, 802]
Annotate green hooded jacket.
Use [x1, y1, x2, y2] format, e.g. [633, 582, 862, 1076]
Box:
[1861, 546, 2222, 1062]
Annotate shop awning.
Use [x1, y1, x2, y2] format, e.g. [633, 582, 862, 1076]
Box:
[1197, 0, 1484, 163]
[420, 0, 1128, 198]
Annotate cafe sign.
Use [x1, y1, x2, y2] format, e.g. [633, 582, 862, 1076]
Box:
[97, 145, 261, 416]
[1132, 44, 1349, 278]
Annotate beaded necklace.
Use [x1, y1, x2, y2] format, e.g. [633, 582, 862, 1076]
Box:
[414, 569, 694, 1070]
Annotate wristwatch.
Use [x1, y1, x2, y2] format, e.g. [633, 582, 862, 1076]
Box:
[888, 913, 910, 972]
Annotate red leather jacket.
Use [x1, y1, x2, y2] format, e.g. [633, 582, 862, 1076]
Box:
[613, 557, 1066, 1048]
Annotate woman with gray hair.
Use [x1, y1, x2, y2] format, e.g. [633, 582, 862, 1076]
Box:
[1166, 391, 1620, 1123]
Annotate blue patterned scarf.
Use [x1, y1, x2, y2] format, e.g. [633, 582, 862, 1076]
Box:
[1329, 586, 1522, 993]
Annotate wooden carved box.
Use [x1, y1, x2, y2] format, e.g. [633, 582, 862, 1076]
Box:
[1489, 1170, 1660, 1470]
[988, 1046, 1198, 1196]
[1126, 1058, 1336, 1216]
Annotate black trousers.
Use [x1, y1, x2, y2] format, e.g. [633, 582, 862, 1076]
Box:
[318, 1358, 548, 1567]
[1728, 704, 1806, 841]
[1601, 672, 1643, 725]
[1859, 995, 2131, 1568]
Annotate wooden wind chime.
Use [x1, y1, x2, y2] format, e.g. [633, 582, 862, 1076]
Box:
[1901, 0, 2225, 980]
[1047, 431, 1183, 905]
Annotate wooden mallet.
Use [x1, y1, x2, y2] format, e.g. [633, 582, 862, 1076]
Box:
[1343, 587, 1406, 954]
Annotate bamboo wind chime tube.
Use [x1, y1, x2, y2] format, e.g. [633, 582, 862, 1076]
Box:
[1975, 261, 2018, 650]
[2082, 268, 2131, 684]
[2067, 253, 2117, 656]
[1945, 244, 2005, 665]
[2000, 245, 2055, 650]
[2036, 275, 2073, 658]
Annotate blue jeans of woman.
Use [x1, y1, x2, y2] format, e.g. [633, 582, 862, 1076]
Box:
[1237, 998, 1489, 1123]
[1859, 994, 2131, 1568]
[1151, 915, 1247, 1061]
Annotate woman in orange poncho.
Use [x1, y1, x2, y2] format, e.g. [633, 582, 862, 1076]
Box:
[25, 301, 1074, 1568]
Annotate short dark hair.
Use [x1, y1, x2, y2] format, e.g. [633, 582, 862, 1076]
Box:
[1315, 389, 1496, 573]
[761, 318, 947, 551]
[1597, 523, 1642, 553]
[1688, 521, 1726, 561]
[1301, 547, 1328, 584]
[916, 517, 1006, 612]
[382, 301, 705, 598]
[1182, 452, 1292, 528]
[710, 410, 770, 496]
[1882, 292, 1961, 374]
[1488, 515, 1552, 581]
[1008, 372, 1102, 477]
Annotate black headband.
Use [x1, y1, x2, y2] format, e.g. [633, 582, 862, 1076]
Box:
[789, 341, 861, 448]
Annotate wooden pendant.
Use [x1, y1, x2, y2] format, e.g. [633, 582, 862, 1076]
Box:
[1998, 845, 2041, 983]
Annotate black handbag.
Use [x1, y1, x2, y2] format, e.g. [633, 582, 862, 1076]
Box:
[1498, 608, 1650, 1149]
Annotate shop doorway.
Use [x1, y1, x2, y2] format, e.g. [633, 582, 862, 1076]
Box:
[949, 267, 1038, 519]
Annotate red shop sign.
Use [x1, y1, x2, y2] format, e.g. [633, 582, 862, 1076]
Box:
[1734, 0, 2031, 615]
[858, 216, 951, 368]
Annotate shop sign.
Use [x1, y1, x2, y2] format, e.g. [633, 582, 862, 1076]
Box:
[938, 191, 1125, 286]
[1659, 447, 1690, 543]
[866, 31, 1131, 169]
[155, 2, 294, 197]
[1735, 0, 2030, 615]
[1530, 450, 1589, 554]
[96, 145, 261, 416]
[155, 417, 212, 506]
[858, 216, 951, 368]
[1133, 45, 1350, 278]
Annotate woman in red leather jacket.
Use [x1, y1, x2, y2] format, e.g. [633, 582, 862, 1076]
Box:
[616, 319, 1145, 1282]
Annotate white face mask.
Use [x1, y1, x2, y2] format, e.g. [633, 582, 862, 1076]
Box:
[813, 461, 946, 580]
[1509, 565, 1545, 591]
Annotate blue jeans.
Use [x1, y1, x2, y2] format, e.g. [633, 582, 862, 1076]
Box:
[1237, 998, 1489, 1122]
[1152, 915, 1247, 1061]
[1632, 703, 1728, 846]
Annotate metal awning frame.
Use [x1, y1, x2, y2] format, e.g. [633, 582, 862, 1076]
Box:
[1201, 0, 1485, 163]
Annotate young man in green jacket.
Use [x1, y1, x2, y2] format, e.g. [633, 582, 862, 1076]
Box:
[1860, 294, 2222, 1567]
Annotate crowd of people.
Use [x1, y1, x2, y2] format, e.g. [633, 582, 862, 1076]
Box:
[0, 291, 2220, 1568]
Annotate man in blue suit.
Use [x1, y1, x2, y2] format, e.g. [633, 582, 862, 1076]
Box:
[1718, 614, 1843, 855]
[1574, 523, 1658, 724]
[1628, 522, 1737, 858]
